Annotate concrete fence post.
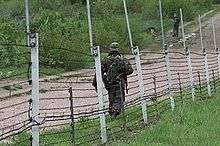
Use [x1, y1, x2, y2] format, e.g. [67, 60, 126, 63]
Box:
[92, 46, 107, 144]
[29, 32, 40, 146]
[203, 48, 212, 97]
[164, 45, 175, 110]
[133, 46, 148, 124]
[185, 47, 195, 101]
[217, 48, 220, 76]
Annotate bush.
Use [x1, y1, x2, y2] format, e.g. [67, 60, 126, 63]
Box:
[0, 19, 26, 68]
[0, 0, 213, 71]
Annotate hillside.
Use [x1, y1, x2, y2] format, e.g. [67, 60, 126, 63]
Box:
[0, 0, 213, 72]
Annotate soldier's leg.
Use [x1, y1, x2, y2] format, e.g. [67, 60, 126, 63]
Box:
[175, 25, 179, 37]
[114, 83, 125, 116]
[173, 24, 176, 37]
[176, 25, 179, 37]
[122, 86, 125, 102]
[108, 88, 115, 116]
[173, 25, 178, 37]
[173, 29, 175, 37]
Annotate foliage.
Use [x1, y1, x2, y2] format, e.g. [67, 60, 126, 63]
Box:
[0, 19, 26, 68]
[0, 0, 213, 71]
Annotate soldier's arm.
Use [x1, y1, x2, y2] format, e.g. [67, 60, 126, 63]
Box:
[124, 58, 134, 76]
[92, 74, 97, 91]
[101, 57, 108, 73]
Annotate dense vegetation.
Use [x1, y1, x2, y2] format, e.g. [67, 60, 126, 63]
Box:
[0, 0, 213, 71]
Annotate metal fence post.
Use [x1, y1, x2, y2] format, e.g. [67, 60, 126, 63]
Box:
[92, 46, 107, 144]
[69, 87, 75, 145]
[29, 32, 40, 146]
[133, 46, 148, 124]
[164, 45, 175, 110]
[203, 48, 211, 97]
[185, 47, 195, 101]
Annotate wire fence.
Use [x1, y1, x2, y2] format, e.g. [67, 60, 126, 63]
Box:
[1, 42, 220, 145]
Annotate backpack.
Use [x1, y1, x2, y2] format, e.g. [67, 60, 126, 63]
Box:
[105, 55, 125, 85]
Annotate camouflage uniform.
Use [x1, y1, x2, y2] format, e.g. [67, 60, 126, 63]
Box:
[92, 42, 133, 118]
[173, 13, 180, 37]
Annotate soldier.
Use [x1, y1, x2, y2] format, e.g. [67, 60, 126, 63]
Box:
[173, 13, 180, 37]
[92, 42, 133, 118]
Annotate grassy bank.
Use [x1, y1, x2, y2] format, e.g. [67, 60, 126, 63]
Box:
[114, 94, 220, 145]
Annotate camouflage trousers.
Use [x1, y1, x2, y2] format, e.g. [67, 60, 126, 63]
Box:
[107, 83, 125, 118]
[173, 25, 179, 37]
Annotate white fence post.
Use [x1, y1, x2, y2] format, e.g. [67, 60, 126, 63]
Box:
[25, 0, 30, 45]
[180, 8, 196, 100]
[180, 8, 186, 50]
[92, 46, 107, 144]
[217, 48, 220, 76]
[212, 18, 220, 76]
[164, 45, 175, 110]
[212, 18, 217, 51]
[86, 0, 93, 47]
[199, 15, 204, 52]
[29, 32, 40, 146]
[203, 48, 212, 97]
[159, 0, 165, 46]
[185, 47, 195, 101]
[123, 0, 134, 53]
[199, 15, 211, 97]
[133, 46, 148, 124]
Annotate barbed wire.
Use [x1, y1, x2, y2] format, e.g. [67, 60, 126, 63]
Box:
[142, 64, 166, 71]
[1, 50, 220, 145]
[170, 59, 187, 63]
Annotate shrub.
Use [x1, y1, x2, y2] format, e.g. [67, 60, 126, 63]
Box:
[0, 0, 213, 71]
[0, 19, 26, 68]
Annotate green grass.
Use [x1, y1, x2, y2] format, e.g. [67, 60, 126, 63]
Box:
[114, 95, 220, 146]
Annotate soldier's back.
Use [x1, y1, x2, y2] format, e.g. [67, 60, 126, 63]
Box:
[103, 55, 125, 84]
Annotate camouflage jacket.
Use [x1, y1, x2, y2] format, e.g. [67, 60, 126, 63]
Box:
[92, 54, 133, 90]
[173, 16, 180, 26]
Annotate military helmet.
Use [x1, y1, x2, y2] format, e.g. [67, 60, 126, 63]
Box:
[109, 42, 119, 52]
